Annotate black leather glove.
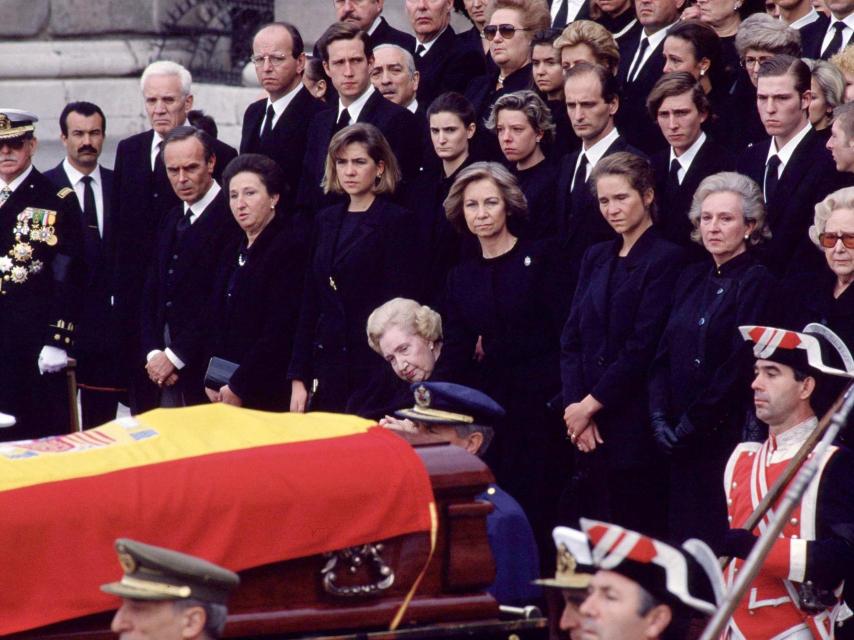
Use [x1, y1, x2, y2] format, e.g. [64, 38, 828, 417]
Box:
[651, 413, 678, 455]
[719, 528, 758, 559]
[673, 416, 698, 446]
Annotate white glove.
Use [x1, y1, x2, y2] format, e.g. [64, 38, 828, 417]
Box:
[0, 412, 15, 428]
[38, 345, 68, 375]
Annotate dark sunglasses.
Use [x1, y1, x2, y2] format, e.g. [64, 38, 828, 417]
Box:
[818, 232, 854, 249]
[482, 24, 532, 41]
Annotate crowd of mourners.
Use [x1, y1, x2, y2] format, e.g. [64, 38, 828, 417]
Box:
[3, 0, 854, 633]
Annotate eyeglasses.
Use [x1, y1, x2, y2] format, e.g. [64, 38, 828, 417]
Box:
[482, 24, 532, 41]
[818, 232, 854, 249]
[740, 55, 773, 69]
[250, 54, 291, 67]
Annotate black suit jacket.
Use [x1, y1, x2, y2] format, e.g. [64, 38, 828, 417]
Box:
[372, 16, 416, 52]
[139, 189, 241, 401]
[43, 162, 117, 379]
[288, 196, 417, 409]
[111, 129, 236, 363]
[560, 228, 684, 468]
[204, 214, 308, 410]
[298, 90, 421, 213]
[556, 135, 646, 279]
[800, 14, 831, 59]
[617, 29, 669, 154]
[736, 128, 852, 277]
[415, 26, 486, 109]
[548, 0, 591, 27]
[651, 137, 736, 251]
[239, 87, 324, 209]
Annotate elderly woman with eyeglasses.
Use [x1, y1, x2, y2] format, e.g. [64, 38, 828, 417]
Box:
[773, 187, 854, 351]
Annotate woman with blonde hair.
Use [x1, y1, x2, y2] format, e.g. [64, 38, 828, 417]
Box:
[553, 19, 621, 75]
[288, 124, 415, 412]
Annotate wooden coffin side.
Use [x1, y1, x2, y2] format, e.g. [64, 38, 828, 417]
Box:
[13, 441, 499, 639]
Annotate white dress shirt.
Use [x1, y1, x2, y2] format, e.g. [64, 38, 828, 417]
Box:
[259, 81, 303, 134]
[669, 131, 707, 184]
[338, 84, 376, 123]
[63, 159, 104, 237]
[572, 127, 620, 189]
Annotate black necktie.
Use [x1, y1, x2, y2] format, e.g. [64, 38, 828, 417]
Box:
[668, 158, 681, 188]
[415, 44, 426, 58]
[261, 104, 275, 140]
[176, 208, 193, 240]
[628, 36, 649, 82]
[80, 175, 99, 235]
[764, 155, 781, 202]
[822, 22, 847, 59]
[154, 140, 165, 173]
[553, 0, 569, 28]
[334, 108, 351, 134]
[571, 154, 589, 203]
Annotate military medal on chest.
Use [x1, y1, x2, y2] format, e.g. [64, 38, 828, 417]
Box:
[0, 206, 54, 292]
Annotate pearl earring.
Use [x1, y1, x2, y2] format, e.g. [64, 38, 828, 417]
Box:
[744, 234, 750, 240]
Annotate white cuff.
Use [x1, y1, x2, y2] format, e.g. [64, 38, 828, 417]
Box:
[788, 538, 807, 583]
[164, 348, 185, 370]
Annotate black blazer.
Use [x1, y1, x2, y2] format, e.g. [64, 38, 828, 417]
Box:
[556, 135, 646, 278]
[800, 14, 831, 59]
[288, 196, 417, 405]
[298, 90, 421, 213]
[140, 190, 241, 388]
[651, 137, 736, 251]
[560, 228, 683, 468]
[736, 128, 852, 277]
[372, 16, 416, 52]
[43, 163, 117, 378]
[415, 26, 486, 109]
[204, 214, 307, 410]
[616, 29, 669, 155]
[648, 252, 773, 444]
[239, 87, 324, 209]
[111, 130, 236, 349]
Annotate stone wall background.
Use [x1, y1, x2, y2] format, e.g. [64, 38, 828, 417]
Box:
[2, 0, 471, 170]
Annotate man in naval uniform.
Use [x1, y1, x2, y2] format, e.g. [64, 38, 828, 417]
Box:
[0, 109, 81, 440]
[720, 324, 854, 639]
[394, 381, 541, 606]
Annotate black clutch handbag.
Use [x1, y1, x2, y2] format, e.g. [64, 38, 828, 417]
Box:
[204, 357, 239, 390]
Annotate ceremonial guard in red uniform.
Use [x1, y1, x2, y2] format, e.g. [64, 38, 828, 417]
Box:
[0, 109, 81, 440]
[721, 324, 854, 640]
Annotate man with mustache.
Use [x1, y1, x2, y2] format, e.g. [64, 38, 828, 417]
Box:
[45, 101, 121, 428]
[0, 109, 82, 439]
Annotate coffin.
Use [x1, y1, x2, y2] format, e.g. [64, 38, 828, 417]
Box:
[0, 407, 510, 639]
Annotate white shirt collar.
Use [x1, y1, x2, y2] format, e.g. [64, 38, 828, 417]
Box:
[264, 82, 303, 130]
[367, 15, 383, 35]
[183, 180, 221, 222]
[416, 25, 449, 53]
[822, 14, 854, 51]
[669, 131, 707, 184]
[62, 158, 101, 187]
[768, 416, 817, 464]
[406, 98, 419, 114]
[630, 23, 673, 78]
[787, 7, 819, 29]
[575, 127, 620, 184]
[339, 84, 376, 123]
[550, 0, 587, 23]
[767, 121, 812, 173]
[0, 164, 33, 191]
[151, 131, 165, 170]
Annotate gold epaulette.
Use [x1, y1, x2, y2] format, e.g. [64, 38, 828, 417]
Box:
[57, 187, 74, 199]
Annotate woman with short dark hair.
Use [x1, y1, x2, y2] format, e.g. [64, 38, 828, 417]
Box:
[288, 124, 415, 412]
[203, 154, 308, 410]
[560, 152, 683, 537]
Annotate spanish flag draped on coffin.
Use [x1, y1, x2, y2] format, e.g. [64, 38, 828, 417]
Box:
[0, 405, 436, 635]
